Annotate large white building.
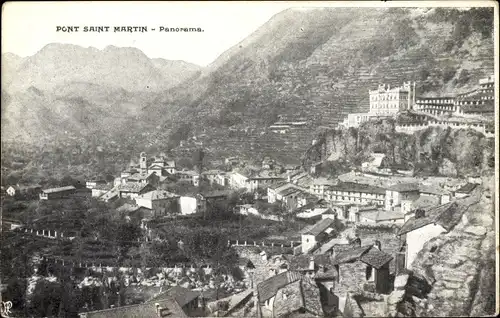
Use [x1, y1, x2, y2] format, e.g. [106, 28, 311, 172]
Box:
[341, 82, 416, 128]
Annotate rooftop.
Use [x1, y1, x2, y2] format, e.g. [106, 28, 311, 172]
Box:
[386, 182, 420, 192]
[398, 197, 478, 236]
[257, 271, 303, 303]
[137, 190, 179, 201]
[42, 185, 76, 194]
[359, 247, 393, 269]
[455, 183, 477, 194]
[149, 286, 200, 308]
[304, 218, 336, 236]
[117, 183, 152, 193]
[327, 181, 386, 195]
[81, 296, 186, 318]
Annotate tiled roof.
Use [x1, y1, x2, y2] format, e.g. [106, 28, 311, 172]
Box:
[288, 255, 331, 271]
[419, 185, 451, 196]
[138, 190, 179, 200]
[314, 267, 339, 280]
[269, 181, 290, 190]
[359, 248, 393, 269]
[82, 297, 186, 318]
[9, 184, 41, 191]
[315, 237, 350, 255]
[100, 188, 119, 200]
[397, 200, 471, 235]
[118, 183, 153, 193]
[149, 286, 200, 308]
[333, 245, 372, 265]
[93, 183, 113, 191]
[278, 187, 303, 197]
[304, 218, 336, 236]
[312, 178, 337, 186]
[375, 210, 405, 222]
[199, 190, 232, 199]
[257, 271, 302, 303]
[386, 182, 420, 192]
[327, 182, 386, 195]
[42, 185, 76, 193]
[127, 173, 155, 181]
[411, 196, 440, 210]
[455, 183, 477, 194]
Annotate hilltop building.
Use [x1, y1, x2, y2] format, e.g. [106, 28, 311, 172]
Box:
[341, 82, 416, 128]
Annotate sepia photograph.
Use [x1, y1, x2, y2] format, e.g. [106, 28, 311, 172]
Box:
[0, 1, 498, 317]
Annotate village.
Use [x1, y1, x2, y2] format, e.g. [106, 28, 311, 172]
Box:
[0, 73, 494, 318]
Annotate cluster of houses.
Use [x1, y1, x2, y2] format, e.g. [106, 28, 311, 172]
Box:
[340, 76, 495, 135]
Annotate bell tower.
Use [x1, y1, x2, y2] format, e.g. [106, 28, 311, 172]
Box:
[140, 152, 147, 175]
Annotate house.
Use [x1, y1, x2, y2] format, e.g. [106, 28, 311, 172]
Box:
[117, 183, 156, 200]
[333, 240, 393, 295]
[325, 182, 386, 206]
[201, 170, 227, 186]
[401, 195, 441, 221]
[256, 271, 323, 318]
[397, 200, 467, 270]
[99, 187, 120, 203]
[196, 190, 232, 214]
[310, 178, 337, 198]
[418, 185, 452, 205]
[355, 208, 405, 225]
[230, 169, 286, 192]
[39, 186, 77, 200]
[177, 170, 199, 185]
[301, 218, 337, 254]
[135, 190, 180, 217]
[385, 183, 420, 211]
[179, 196, 198, 215]
[296, 207, 332, 220]
[126, 172, 160, 187]
[91, 183, 113, 198]
[85, 179, 107, 189]
[6, 185, 41, 198]
[149, 286, 204, 317]
[454, 183, 477, 198]
[78, 296, 187, 318]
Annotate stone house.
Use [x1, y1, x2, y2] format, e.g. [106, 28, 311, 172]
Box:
[385, 183, 420, 211]
[117, 183, 155, 200]
[333, 240, 393, 296]
[256, 271, 323, 318]
[135, 190, 180, 217]
[196, 190, 232, 215]
[148, 286, 205, 317]
[301, 218, 336, 254]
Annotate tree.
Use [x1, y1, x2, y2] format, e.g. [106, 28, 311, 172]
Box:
[184, 229, 238, 300]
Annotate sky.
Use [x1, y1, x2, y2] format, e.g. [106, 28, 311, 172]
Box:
[1, 1, 294, 66]
[1, 1, 493, 66]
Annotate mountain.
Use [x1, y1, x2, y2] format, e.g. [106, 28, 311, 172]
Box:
[4, 44, 202, 93]
[143, 7, 494, 163]
[1, 44, 203, 144]
[1, 52, 25, 88]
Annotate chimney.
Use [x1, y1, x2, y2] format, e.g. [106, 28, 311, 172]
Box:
[155, 303, 161, 316]
[373, 240, 381, 251]
[415, 209, 425, 219]
[309, 256, 315, 271]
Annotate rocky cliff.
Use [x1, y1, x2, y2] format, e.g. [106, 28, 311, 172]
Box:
[302, 119, 495, 178]
[384, 176, 496, 317]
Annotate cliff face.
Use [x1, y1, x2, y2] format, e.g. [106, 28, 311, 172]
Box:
[384, 177, 495, 317]
[302, 120, 494, 178]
